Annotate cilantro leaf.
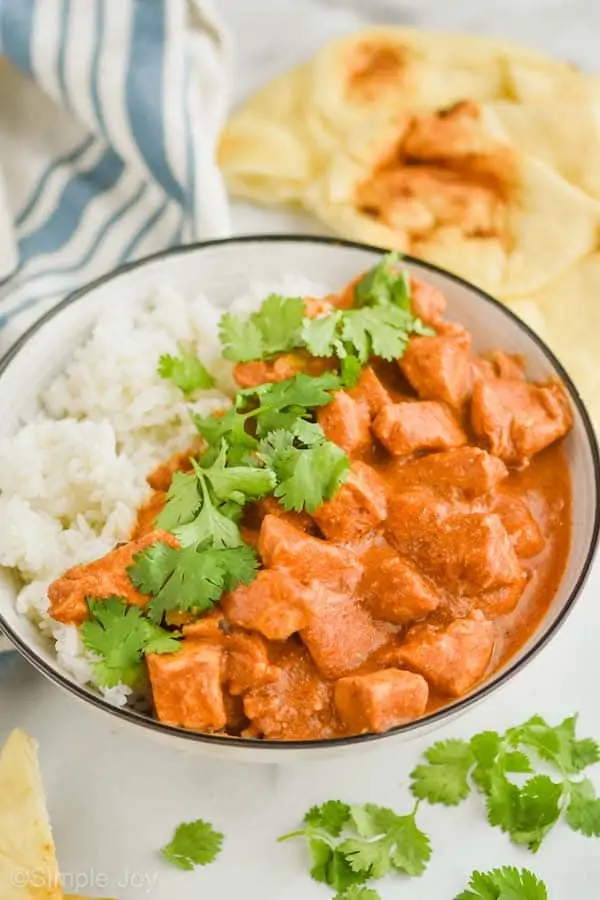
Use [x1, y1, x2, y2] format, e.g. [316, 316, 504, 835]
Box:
[301, 312, 342, 356]
[157, 343, 214, 395]
[244, 371, 342, 435]
[354, 252, 410, 309]
[310, 841, 367, 892]
[455, 867, 548, 900]
[128, 542, 257, 623]
[161, 819, 223, 869]
[334, 887, 381, 900]
[410, 738, 474, 805]
[156, 471, 200, 531]
[343, 804, 430, 878]
[509, 715, 600, 776]
[81, 597, 180, 688]
[219, 295, 305, 362]
[258, 422, 348, 513]
[304, 801, 351, 837]
[565, 777, 600, 836]
[219, 313, 263, 362]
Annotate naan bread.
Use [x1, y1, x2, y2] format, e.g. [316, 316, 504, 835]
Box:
[0, 730, 62, 900]
[306, 100, 600, 296]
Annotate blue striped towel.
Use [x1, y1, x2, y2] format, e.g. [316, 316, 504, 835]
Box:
[0, 0, 231, 657]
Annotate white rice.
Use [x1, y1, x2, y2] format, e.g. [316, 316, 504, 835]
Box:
[0, 277, 327, 706]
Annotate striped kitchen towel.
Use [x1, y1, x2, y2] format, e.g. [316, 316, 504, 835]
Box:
[0, 0, 231, 655]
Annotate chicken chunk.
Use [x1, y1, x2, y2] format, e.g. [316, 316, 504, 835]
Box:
[258, 515, 362, 592]
[301, 587, 389, 679]
[48, 530, 178, 625]
[313, 461, 387, 542]
[250, 495, 314, 533]
[234, 352, 331, 389]
[147, 640, 226, 731]
[334, 669, 429, 734]
[243, 643, 334, 740]
[348, 366, 392, 418]
[492, 494, 545, 558]
[400, 335, 473, 408]
[222, 569, 310, 640]
[390, 447, 508, 501]
[364, 554, 441, 624]
[399, 612, 495, 696]
[317, 390, 372, 456]
[225, 632, 277, 695]
[410, 276, 446, 324]
[387, 499, 524, 596]
[373, 401, 467, 457]
[471, 379, 572, 465]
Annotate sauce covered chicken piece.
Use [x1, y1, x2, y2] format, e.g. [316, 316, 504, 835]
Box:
[334, 669, 429, 734]
[373, 401, 467, 457]
[492, 494, 545, 558]
[48, 530, 178, 625]
[471, 379, 573, 465]
[243, 643, 334, 740]
[398, 611, 495, 697]
[258, 514, 362, 592]
[222, 569, 310, 640]
[317, 390, 372, 456]
[147, 640, 226, 731]
[409, 276, 446, 324]
[233, 351, 331, 389]
[400, 335, 473, 408]
[387, 493, 524, 596]
[390, 446, 508, 501]
[313, 461, 387, 542]
[300, 586, 389, 680]
[363, 551, 442, 624]
[347, 365, 392, 417]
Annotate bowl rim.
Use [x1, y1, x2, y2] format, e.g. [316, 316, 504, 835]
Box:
[1, 233, 599, 751]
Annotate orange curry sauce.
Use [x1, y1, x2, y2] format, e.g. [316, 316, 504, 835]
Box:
[47, 275, 572, 741]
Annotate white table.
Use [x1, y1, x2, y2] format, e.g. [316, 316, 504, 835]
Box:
[2, 3, 600, 897]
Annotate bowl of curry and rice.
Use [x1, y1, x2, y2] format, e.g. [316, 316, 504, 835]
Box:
[0, 236, 597, 761]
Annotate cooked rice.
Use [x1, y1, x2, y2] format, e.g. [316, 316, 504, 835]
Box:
[0, 277, 327, 706]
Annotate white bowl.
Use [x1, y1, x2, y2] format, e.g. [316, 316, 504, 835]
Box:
[0, 236, 598, 763]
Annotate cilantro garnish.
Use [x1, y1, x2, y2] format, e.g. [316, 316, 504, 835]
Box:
[335, 887, 381, 900]
[157, 342, 215, 396]
[258, 421, 348, 513]
[129, 541, 257, 623]
[219, 294, 306, 362]
[411, 714, 600, 851]
[161, 818, 223, 870]
[218, 254, 433, 368]
[456, 867, 548, 900]
[81, 597, 180, 688]
[279, 800, 430, 892]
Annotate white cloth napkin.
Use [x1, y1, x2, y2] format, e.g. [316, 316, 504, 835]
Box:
[0, 0, 232, 655]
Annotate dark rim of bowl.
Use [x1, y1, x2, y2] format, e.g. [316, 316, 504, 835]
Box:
[0, 234, 599, 751]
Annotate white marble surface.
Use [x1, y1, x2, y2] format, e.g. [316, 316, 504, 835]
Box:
[2, 4, 600, 899]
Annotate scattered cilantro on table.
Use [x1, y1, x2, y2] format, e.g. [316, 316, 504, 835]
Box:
[411, 714, 600, 851]
[279, 799, 430, 894]
[161, 818, 223, 870]
[81, 597, 181, 688]
[157, 342, 215, 396]
[456, 867, 548, 900]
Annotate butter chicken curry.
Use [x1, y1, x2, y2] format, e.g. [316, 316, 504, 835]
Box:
[47, 255, 573, 741]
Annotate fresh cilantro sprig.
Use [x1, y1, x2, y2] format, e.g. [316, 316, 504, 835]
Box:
[335, 887, 381, 900]
[218, 253, 433, 367]
[279, 800, 430, 894]
[161, 818, 223, 869]
[158, 343, 215, 396]
[411, 715, 600, 852]
[258, 420, 349, 513]
[81, 597, 181, 688]
[456, 867, 548, 900]
[220, 294, 306, 362]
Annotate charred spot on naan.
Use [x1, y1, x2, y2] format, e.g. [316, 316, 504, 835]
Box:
[345, 39, 415, 103]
